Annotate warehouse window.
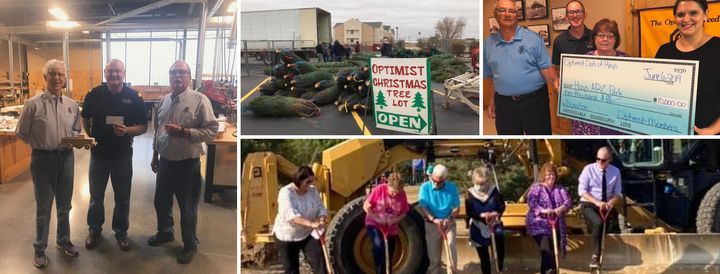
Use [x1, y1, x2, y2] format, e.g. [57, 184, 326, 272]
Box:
[101, 29, 230, 86]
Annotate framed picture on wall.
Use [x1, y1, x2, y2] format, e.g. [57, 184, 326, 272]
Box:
[552, 7, 570, 30]
[514, 0, 525, 20]
[489, 18, 499, 34]
[528, 24, 550, 46]
[525, 0, 548, 19]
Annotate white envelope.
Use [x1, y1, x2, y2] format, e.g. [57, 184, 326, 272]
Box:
[106, 116, 124, 125]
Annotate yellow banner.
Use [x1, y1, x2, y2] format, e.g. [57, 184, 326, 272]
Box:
[639, 3, 720, 58]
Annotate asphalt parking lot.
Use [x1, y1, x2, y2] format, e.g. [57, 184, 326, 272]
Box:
[240, 73, 479, 135]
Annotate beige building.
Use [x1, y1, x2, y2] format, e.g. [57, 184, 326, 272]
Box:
[333, 18, 394, 50]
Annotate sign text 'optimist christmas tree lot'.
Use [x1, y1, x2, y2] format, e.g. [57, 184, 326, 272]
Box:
[371, 58, 432, 134]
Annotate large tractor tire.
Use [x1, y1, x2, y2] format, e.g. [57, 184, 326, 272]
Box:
[696, 182, 720, 233]
[326, 196, 429, 274]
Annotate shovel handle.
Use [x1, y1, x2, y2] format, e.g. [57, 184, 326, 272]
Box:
[548, 215, 558, 228]
[434, 222, 448, 240]
[485, 215, 496, 231]
[599, 206, 611, 222]
[317, 230, 334, 274]
[382, 230, 390, 274]
[434, 222, 454, 273]
[551, 224, 561, 274]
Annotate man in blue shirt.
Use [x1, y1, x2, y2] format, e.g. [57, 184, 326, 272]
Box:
[578, 146, 622, 268]
[418, 164, 460, 274]
[484, 0, 557, 134]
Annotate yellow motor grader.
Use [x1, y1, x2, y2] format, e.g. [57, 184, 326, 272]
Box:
[241, 139, 720, 273]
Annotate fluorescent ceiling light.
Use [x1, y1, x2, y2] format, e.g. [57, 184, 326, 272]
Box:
[227, 1, 236, 13]
[47, 21, 80, 29]
[82, 30, 90, 34]
[48, 7, 69, 21]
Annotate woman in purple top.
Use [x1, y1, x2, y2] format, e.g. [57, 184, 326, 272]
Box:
[571, 18, 627, 135]
[526, 163, 572, 274]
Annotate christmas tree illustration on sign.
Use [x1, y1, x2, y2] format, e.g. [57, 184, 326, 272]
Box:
[376, 90, 387, 109]
[412, 91, 425, 112]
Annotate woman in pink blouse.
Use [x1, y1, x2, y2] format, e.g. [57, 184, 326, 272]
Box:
[363, 172, 410, 274]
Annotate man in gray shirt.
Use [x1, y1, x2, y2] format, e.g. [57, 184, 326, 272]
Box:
[16, 59, 81, 268]
[148, 60, 218, 264]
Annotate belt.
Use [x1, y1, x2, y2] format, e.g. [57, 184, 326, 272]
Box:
[33, 148, 72, 154]
[496, 90, 538, 102]
[425, 217, 455, 223]
[496, 84, 548, 102]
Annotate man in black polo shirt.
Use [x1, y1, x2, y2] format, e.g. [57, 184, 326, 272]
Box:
[551, 1, 595, 69]
[82, 59, 148, 251]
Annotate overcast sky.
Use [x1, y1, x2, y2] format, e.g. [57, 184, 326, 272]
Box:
[240, 0, 480, 41]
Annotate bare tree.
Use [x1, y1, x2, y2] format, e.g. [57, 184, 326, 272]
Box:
[435, 17, 466, 51]
[417, 37, 427, 50]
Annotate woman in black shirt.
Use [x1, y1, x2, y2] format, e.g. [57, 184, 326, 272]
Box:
[655, 0, 720, 135]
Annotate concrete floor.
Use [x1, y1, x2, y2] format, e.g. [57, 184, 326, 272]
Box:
[0, 130, 237, 274]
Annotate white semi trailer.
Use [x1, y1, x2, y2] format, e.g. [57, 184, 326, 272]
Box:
[241, 7, 331, 64]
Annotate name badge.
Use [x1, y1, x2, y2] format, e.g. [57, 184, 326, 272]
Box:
[123, 98, 132, 104]
[106, 116, 124, 125]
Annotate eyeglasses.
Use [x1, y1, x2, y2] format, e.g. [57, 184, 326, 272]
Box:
[676, 10, 703, 18]
[169, 70, 189, 77]
[597, 158, 610, 163]
[105, 69, 124, 75]
[431, 177, 446, 184]
[596, 33, 616, 40]
[46, 72, 65, 78]
[495, 8, 518, 14]
[567, 9, 585, 16]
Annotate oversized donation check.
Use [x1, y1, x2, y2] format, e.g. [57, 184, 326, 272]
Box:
[558, 54, 699, 135]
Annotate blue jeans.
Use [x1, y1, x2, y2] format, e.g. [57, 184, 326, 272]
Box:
[366, 226, 397, 274]
[87, 152, 133, 239]
[154, 157, 202, 248]
[31, 149, 74, 252]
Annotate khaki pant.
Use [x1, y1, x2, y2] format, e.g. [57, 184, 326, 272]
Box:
[425, 222, 457, 274]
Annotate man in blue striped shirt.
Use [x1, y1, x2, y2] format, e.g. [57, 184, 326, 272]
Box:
[578, 146, 622, 268]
